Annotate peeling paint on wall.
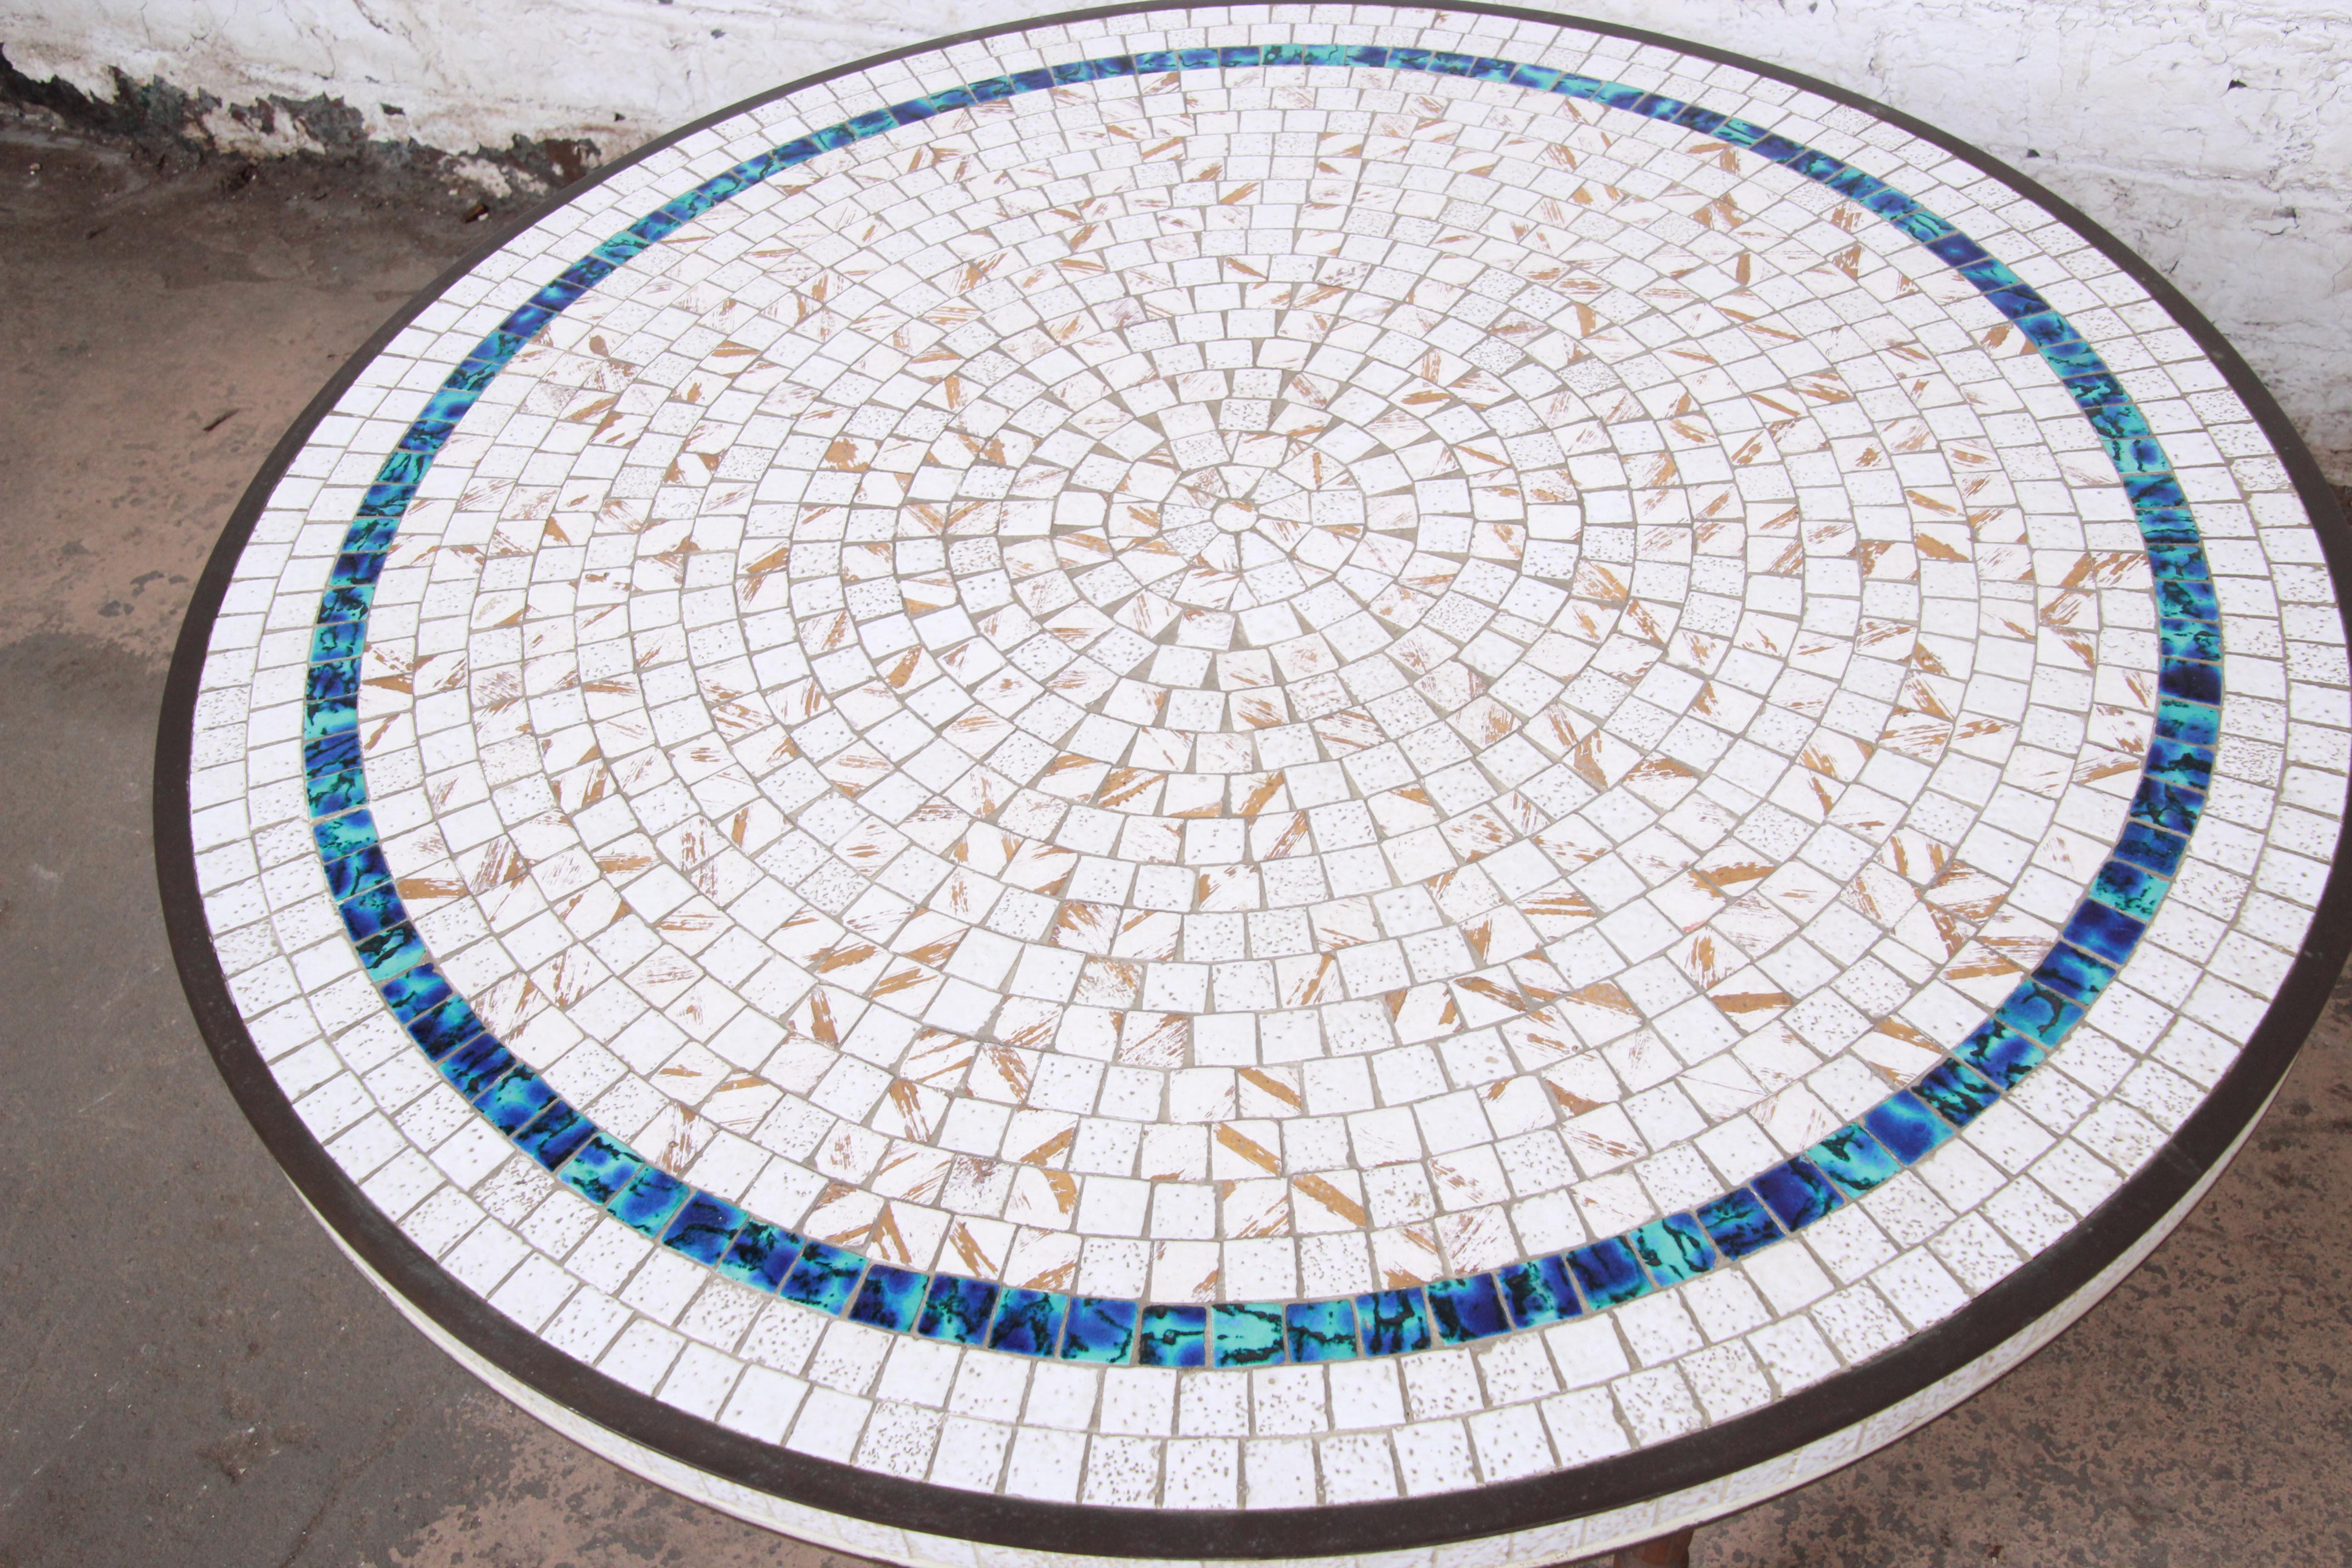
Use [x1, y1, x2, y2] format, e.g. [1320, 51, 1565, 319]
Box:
[2, 0, 2344, 476]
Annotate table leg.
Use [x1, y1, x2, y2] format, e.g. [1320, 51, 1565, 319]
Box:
[1608, 1526, 1695, 1567]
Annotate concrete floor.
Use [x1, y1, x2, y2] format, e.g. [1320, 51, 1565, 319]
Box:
[1, 122, 2347, 1568]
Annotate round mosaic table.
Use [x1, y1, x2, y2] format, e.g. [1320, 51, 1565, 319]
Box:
[158, 7, 2351, 1564]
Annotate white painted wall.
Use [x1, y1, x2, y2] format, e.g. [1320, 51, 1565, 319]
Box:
[5, 0, 2346, 478]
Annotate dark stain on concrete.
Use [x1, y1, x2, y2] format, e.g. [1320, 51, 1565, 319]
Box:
[0, 44, 604, 220]
[0, 118, 2345, 1568]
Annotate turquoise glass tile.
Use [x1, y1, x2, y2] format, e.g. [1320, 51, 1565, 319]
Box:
[1628, 1214, 1715, 1285]
[1210, 1302, 1286, 1367]
[1285, 1299, 1360, 1362]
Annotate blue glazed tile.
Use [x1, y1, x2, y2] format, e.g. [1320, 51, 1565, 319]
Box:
[335, 881, 404, 940]
[304, 726, 364, 776]
[1752, 1159, 1844, 1231]
[476, 1065, 554, 1132]
[304, 657, 358, 707]
[2038, 337, 2106, 377]
[1695, 1189, 1781, 1261]
[311, 618, 366, 662]
[2103, 435, 2172, 474]
[848, 1264, 927, 1332]
[513, 1100, 592, 1169]
[1210, 1302, 1288, 1367]
[401, 993, 483, 1059]
[611, 1166, 691, 1238]
[1785, 146, 1847, 181]
[306, 765, 367, 820]
[2155, 577, 2221, 621]
[306, 751, 372, 810]
[301, 695, 356, 743]
[1996, 983, 2086, 1047]
[2155, 695, 2222, 745]
[1285, 1299, 1361, 1361]
[986, 1288, 1069, 1357]
[2156, 616, 2222, 661]
[1864, 1089, 1957, 1162]
[661, 1192, 746, 1266]
[436, 1033, 511, 1100]
[2136, 780, 2201, 841]
[559, 1132, 645, 1204]
[1354, 1289, 1431, 1356]
[1865, 185, 1921, 222]
[1806, 1124, 1903, 1194]
[1424, 1274, 1510, 1343]
[1977, 280, 2051, 320]
[2145, 737, 2215, 794]
[1628, 1214, 1715, 1284]
[1951, 1018, 2048, 1089]
[2090, 857, 2169, 921]
[355, 921, 430, 983]
[916, 1274, 1000, 1344]
[1137, 1303, 1208, 1367]
[326, 551, 384, 588]
[1497, 1254, 1582, 1327]
[2112, 819, 2189, 878]
[1828, 168, 1891, 205]
[2062, 369, 2132, 409]
[321, 840, 392, 902]
[1927, 232, 1990, 267]
[716, 1221, 802, 1294]
[312, 809, 378, 862]
[315, 583, 374, 625]
[2135, 506, 2200, 545]
[1915, 1058, 2002, 1127]
[779, 1240, 864, 1314]
[341, 513, 402, 551]
[302, 707, 355, 755]
[2158, 659, 2222, 706]
[375, 964, 449, 1019]
[2034, 941, 2117, 1008]
[1060, 1296, 1138, 1362]
[2085, 403, 2153, 440]
[1568, 1237, 1652, 1305]
[2060, 899, 2146, 966]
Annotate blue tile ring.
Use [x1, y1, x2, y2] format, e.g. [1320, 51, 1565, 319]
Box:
[295, 45, 2220, 1368]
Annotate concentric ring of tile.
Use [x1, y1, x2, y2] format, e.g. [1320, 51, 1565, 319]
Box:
[163, 5, 2350, 1562]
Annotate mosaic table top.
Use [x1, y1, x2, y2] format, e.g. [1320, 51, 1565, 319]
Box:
[159, 6, 2351, 1564]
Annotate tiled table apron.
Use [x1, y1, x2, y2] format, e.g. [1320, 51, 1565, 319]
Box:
[158, 6, 2351, 1566]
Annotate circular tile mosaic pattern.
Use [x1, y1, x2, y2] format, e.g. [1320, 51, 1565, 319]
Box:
[163, 6, 2349, 1563]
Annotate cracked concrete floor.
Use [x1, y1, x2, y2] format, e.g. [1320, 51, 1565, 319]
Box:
[1, 124, 2347, 1568]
